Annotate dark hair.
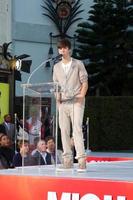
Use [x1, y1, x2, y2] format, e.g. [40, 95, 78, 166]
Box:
[45, 136, 55, 144]
[57, 38, 71, 49]
[18, 140, 29, 148]
[0, 134, 7, 141]
[33, 137, 40, 146]
[4, 114, 11, 119]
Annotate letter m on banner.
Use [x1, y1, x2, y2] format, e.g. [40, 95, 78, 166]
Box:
[47, 192, 126, 200]
[47, 192, 72, 200]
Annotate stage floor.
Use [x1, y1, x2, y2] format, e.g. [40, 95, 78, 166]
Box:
[0, 152, 133, 200]
[0, 152, 133, 182]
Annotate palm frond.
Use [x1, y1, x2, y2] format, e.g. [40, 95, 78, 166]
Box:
[41, 1, 58, 21]
[64, 1, 84, 33]
[64, 17, 83, 33]
[42, 11, 59, 26]
[63, 0, 83, 31]
[41, 0, 57, 16]
[71, 3, 83, 14]
[41, 0, 62, 32]
[69, 1, 83, 20]
[41, 0, 84, 37]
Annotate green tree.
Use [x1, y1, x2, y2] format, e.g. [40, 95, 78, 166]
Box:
[75, 0, 133, 96]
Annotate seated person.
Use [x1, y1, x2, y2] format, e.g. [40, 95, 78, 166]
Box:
[45, 136, 63, 164]
[31, 137, 40, 156]
[0, 156, 8, 169]
[26, 111, 41, 146]
[13, 140, 36, 167]
[0, 134, 15, 168]
[32, 139, 52, 165]
[0, 114, 15, 147]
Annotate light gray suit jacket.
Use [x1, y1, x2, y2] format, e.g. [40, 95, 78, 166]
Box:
[53, 58, 88, 101]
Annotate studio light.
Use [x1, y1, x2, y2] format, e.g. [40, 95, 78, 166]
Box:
[16, 59, 22, 71]
[2, 42, 32, 81]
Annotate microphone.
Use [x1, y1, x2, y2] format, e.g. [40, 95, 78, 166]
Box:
[51, 54, 62, 62]
[26, 54, 62, 84]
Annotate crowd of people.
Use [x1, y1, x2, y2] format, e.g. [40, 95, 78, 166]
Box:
[0, 114, 63, 169]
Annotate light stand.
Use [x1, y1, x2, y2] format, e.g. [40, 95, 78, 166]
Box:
[14, 113, 18, 153]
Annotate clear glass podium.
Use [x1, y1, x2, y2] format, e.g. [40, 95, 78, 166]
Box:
[21, 82, 65, 169]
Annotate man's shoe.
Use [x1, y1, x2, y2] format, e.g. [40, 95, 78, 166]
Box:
[56, 159, 73, 171]
[63, 159, 73, 169]
[77, 158, 87, 172]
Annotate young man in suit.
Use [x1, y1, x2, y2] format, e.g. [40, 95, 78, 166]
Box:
[53, 39, 88, 171]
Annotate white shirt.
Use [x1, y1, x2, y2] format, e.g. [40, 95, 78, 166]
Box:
[40, 152, 47, 164]
[62, 58, 72, 75]
[5, 122, 10, 130]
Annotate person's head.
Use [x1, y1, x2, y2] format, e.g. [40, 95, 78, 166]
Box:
[18, 140, 29, 155]
[0, 134, 10, 147]
[57, 39, 71, 50]
[37, 140, 47, 153]
[0, 133, 4, 138]
[19, 118, 24, 125]
[57, 39, 71, 58]
[4, 114, 12, 123]
[45, 136, 55, 152]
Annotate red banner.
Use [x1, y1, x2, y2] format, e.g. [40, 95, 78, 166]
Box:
[86, 156, 133, 162]
[0, 175, 132, 200]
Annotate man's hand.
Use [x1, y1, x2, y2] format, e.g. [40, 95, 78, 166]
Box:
[76, 81, 88, 104]
[75, 94, 84, 104]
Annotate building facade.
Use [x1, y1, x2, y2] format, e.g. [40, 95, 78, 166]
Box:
[0, 0, 93, 119]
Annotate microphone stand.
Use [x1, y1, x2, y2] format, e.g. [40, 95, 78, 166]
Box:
[27, 58, 52, 84]
[26, 54, 62, 84]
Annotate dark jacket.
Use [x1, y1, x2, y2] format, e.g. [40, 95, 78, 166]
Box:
[0, 122, 15, 142]
[0, 147, 15, 168]
[13, 152, 37, 167]
[33, 150, 52, 165]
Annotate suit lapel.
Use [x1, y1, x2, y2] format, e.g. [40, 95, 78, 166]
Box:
[57, 62, 66, 78]
[4, 123, 9, 133]
[57, 58, 76, 82]
[66, 58, 75, 81]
